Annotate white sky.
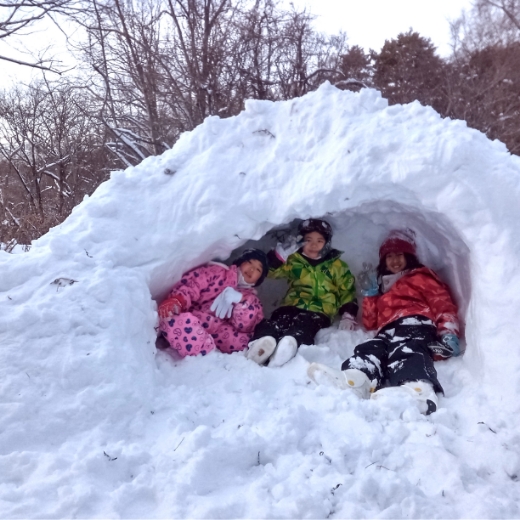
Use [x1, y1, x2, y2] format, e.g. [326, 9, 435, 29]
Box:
[0, 0, 474, 87]
[290, 0, 474, 56]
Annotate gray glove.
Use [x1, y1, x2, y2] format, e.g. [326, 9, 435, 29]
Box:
[275, 236, 302, 262]
[338, 313, 358, 331]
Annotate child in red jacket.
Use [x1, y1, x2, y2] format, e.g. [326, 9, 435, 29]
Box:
[308, 230, 461, 415]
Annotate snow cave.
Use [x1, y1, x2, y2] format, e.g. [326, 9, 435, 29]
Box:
[231, 202, 471, 337]
[1, 83, 520, 518]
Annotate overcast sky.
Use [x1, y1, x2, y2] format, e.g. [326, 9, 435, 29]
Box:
[0, 0, 475, 87]
[290, 0, 474, 56]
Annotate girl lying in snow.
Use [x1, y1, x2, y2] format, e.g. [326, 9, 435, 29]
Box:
[308, 229, 461, 415]
[158, 249, 268, 357]
[246, 219, 358, 367]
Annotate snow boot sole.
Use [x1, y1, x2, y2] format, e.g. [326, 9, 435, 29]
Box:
[246, 336, 277, 365]
[307, 364, 373, 398]
[268, 336, 298, 367]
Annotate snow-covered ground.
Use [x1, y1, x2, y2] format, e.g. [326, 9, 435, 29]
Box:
[1, 84, 520, 518]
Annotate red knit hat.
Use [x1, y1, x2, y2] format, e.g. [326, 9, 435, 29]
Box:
[379, 229, 417, 259]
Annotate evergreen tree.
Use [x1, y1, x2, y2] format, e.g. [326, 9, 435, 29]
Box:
[339, 45, 373, 87]
[372, 30, 446, 111]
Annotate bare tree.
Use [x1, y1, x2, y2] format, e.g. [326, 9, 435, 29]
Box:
[0, 79, 109, 244]
[446, 1, 520, 154]
[451, 0, 520, 54]
[162, 0, 240, 125]
[233, 0, 280, 102]
[275, 8, 328, 99]
[70, 0, 349, 168]
[234, 3, 347, 100]
[0, 0, 76, 72]
[72, 0, 171, 166]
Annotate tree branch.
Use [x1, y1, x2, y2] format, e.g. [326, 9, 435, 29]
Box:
[0, 53, 63, 73]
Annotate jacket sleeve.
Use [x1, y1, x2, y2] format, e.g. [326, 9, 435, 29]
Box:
[168, 264, 226, 310]
[229, 292, 264, 333]
[267, 249, 284, 270]
[267, 250, 295, 280]
[362, 295, 379, 331]
[418, 272, 460, 336]
[335, 260, 359, 316]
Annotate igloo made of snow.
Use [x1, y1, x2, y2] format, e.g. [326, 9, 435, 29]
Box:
[2, 83, 520, 518]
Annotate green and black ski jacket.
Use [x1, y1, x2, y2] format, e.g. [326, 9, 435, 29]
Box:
[267, 248, 358, 322]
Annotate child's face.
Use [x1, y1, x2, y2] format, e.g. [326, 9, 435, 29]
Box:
[385, 252, 407, 274]
[239, 259, 263, 285]
[302, 231, 326, 259]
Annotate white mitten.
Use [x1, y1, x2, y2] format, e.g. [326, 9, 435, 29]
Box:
[210, 287, 243, 319]
[338, 313, 358, 331]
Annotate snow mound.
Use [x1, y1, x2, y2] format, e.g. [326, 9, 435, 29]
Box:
[1, 83, 520, 517]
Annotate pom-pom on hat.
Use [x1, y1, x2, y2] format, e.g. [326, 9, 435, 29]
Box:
[232, 248, 269, 286]
[379, 229, 417, 259]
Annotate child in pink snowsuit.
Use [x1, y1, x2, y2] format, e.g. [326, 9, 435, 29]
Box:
[158, 249, 268, 357]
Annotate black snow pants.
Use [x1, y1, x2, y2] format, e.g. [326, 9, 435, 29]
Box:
[251, 306, 331, 347]
[341, 315, 443, 393]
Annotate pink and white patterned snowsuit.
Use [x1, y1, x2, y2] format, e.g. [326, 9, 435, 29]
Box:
[158, 263, 264, 357]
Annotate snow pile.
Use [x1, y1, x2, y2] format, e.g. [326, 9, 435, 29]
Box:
[1, 83, 520, 518]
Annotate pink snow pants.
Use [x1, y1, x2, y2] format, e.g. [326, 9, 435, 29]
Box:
[159, 310, 252, 357]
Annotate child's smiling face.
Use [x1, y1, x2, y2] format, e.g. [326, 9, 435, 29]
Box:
[302, 231, 326, 259]
[385, 252, 407, 274]
[239, 259, 263, 284]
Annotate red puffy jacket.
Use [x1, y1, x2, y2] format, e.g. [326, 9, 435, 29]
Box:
[362, 267, 459, 336]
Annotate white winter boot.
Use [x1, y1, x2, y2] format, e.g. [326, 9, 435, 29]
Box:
[268, 336, 298, 367]
[307, 363, 374, 399]
[246, 336, 277, 365]
[371, 380, 438, 415]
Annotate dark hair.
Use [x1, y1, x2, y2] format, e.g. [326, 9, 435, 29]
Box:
[377, 252, 423, 278]
[232, 248, 269, 286]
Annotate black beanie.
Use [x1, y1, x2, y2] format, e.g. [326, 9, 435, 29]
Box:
[298, 219, 333, 242]
[298, 219, 333, 258]
[232, 248, 269, 286]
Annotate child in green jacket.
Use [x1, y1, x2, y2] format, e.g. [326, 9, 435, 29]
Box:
[247, 219, 358, 367]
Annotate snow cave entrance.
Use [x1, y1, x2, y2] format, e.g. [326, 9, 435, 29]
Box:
[228, 200, 471, 336]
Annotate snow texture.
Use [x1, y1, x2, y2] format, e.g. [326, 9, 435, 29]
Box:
[1, 83, 520, 518]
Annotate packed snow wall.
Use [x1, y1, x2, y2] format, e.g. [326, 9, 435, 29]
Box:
[1, 83, 520, 453]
